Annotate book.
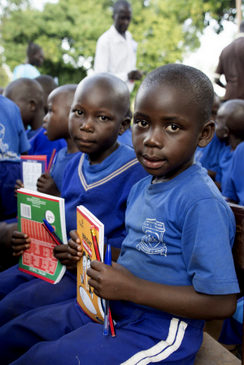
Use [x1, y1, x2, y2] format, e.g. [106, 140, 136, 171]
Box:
[76, 205, 105, 323]
[17, 188, 67, 284]
[21, 155, 47, 191]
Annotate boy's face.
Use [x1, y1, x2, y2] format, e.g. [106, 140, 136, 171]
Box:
[133, 84, 207, 179]
[69, 82, 123, 164]
[43, 92, 70, 141]
[113, 6, 131, 35]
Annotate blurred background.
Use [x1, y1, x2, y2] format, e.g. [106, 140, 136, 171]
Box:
[0, 0, 242, 97]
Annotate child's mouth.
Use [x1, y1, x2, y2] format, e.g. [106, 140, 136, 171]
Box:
[142, 155, 166, 169]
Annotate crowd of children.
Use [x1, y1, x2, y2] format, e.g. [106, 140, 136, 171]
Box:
[0, 59, 243, 364]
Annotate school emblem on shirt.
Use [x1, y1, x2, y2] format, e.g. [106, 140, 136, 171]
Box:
[137, 218, 167, 256]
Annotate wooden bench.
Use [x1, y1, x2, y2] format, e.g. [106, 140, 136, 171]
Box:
[195, 332, 241, 365]
[194, 203, 244, 365]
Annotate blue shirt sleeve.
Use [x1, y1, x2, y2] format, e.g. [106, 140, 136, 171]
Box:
[181, 198, 239, 295]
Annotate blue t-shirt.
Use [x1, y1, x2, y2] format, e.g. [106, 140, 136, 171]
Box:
[50, 147, 80, 192]
[195, 134, 232, 187]
[12, 64, 40, 80]
[61, 144, 148, 243]
[216, 144, 233, 187]
[0, 95, 30, 161]
[195, 134, 224, 173]
[117, 128, 133, 147]
[28, 127, 67, 166]
[222, 141, 244, 205]
[114, 164, 239, 332]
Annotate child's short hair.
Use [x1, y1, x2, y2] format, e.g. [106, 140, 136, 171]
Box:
[224, 99, 244, 137]
[76, 73, 130, 117]
[140, 63, 214, 125]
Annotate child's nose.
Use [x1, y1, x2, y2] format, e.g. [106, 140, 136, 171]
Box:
[144, 128, 162, 147]
[79, 117, 94, 132]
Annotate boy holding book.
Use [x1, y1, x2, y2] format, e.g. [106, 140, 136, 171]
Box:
[4, 77, 66, 165]
[0, 74, 147, 334]
[36, 84, 79, 195]
[8, 64, 239, 365]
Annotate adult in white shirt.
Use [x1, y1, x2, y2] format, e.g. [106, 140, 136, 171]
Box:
[94, 0, 143, 92]
[13, 43, 44, 81]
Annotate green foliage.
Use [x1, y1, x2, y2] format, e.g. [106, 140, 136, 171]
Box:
[0, 0, 237, 86]
[0, 65, 10, 88]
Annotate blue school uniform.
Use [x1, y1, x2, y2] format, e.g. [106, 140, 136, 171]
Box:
[0, 144, 147, 327]
[195, 134, 224, 174]
[0, 95, 30, 220]
[50, 147, 80, 192]
[118, 128, 133, 147]
[194, 134, 232, 188]
[216, 144, 233, 189]
[1, 164, 239, 365]
[28, 127, 66, 166]
[222, 142, 244, 205]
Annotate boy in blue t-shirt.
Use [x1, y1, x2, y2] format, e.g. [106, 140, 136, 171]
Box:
[219, 100, 244, 203]
[222, 141, 244, 205]
[36, 84, 79, 195]
[4, 77, 66, 165]
[4, 65, 239, 365]
[0, 74, 147, 345]
[15, 84, 79, 196]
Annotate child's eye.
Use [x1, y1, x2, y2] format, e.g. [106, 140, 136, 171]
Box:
[73, 109, 83, 116]
[98, 115, 109, 121]
[134, 119, 148, 128]
[165, 123, 180, 133]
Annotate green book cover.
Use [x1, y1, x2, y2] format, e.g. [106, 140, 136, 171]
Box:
[17, 188, 67, 284]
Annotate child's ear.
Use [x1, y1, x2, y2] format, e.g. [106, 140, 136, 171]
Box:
[29, 100, 37, 112]
[119, 117, 131, 136]
[198, 120, 215, 147]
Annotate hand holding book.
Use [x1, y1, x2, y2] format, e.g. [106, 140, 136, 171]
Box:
[53, 230, 82, 271]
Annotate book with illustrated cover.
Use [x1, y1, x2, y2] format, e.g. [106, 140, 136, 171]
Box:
[21, 155, 47, 191]
[17, 188, 67, 284]
[76, 205, 105, 323]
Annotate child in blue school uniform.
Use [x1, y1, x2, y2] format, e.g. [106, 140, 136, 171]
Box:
[0, 85, 79, 270]
[222, 141, 244, 205]
[3, 77, 66, 165]
[2, 65, 239, 365]
[15, 84, 79, 196]
[219, 100, 244, 204]
[4, 78, 45, 137]
[0, 73, 147, 331]
[36, 84, 79, 195]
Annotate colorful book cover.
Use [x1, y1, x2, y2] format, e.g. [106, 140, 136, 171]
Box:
[17, 188, 67, 284]
[21, 155, 47, 191]
[76, 205, 105, 323]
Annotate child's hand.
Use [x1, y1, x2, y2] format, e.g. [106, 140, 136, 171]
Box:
[87, 261, 136, 301]
[11, 231, 31, 256]
[53, 230, 82, 270]
[37, 173, 60, 196]
[14, 179, 24, 197]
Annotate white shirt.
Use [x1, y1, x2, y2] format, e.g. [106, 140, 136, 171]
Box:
[94, 25, 137, 92]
